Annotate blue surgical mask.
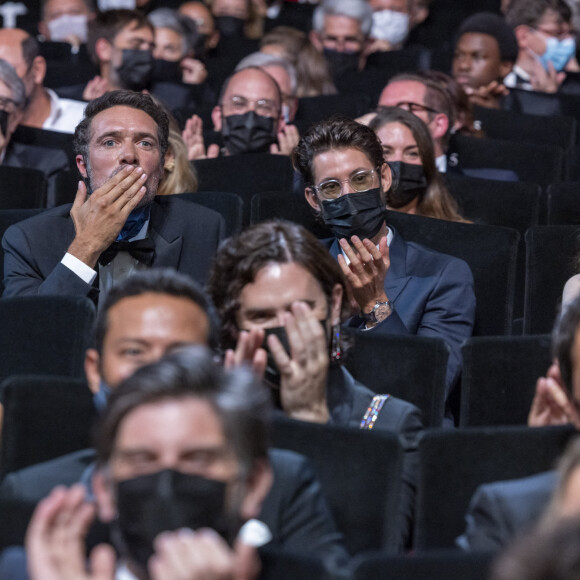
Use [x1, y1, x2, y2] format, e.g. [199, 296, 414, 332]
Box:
[537, 36, 576, 72]
[93, 380, 111, 413]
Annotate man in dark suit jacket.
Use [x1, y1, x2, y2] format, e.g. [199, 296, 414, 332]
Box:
[292, 116, 475, 398]
[457, 295, 580, 552]
[2, 89, 225, 301]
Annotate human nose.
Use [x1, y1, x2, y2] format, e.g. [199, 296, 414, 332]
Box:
[456, 54, 471, 71]
[340, 177, 357, 196]
[118, 141, 139, 165]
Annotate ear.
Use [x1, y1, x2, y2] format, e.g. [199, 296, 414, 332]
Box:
[38, 21, 49, 39]
[93, 469, 117, 523]
[31, 56, 47, 85]
[380, 162, 392, 193]
[410, 6, 428, 27]
[240, 459, 273, 521]
[96, 38, 113, 64]
[499, 60, 513, 79]
[309, 29, 323, 52]
[208, 30, 220, 50]
[211, 105, 222, 132]
[330, 283, 343, 326]
[276, 112, 286, 134]
[76, 154, 88, 178]
[305, 187, 321, 211]
[514, 25, 529, 49]
[429, 112, 449, 141]
[85, 348, 101, 395]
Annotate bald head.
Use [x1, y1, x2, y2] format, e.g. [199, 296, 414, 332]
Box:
[179, 1, 215, 35]
[0, 29, 32, 77]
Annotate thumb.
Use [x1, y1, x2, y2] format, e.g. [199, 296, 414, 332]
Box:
[270, 142, 280, 155]
[73, 180, 88, 208]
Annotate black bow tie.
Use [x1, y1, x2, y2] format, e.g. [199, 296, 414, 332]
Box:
[98, 238, 155, 267]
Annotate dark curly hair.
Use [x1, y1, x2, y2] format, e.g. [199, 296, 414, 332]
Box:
[207, 220, 349, 349]
[291, 115, 385, 187]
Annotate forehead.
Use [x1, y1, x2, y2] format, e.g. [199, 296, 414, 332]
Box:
[457, 32, 501, 55]
[105, 293, 209, 344]
[155, 27, 183, 43]
[537, 8, 563, 29]
[380, 80, 426, 106]
[323, 14, 363, 37]
[376, 121, 416, 145]
[312, 147, 374, 181]
[0, 35, 26, 71]
[89, 105, 158, 141]
[44, 0, 89, 17]
[180, 2, 212, 20]
[239, 262, 326, 306]
[224, 69, 279, 102]
[213, 0, 248, 15]
[113, 22, 154, 45]
[115, 398, 225, 451]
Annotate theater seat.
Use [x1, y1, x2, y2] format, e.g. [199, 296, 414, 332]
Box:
[0, 166, 47, 209]
[546, 182, 580, 225]
[177, 192, 244, 237]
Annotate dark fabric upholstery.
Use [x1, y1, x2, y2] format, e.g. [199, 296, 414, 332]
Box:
[193, 154, 295, 224]
[271, 415, 403, 555]
[11, 125, 76, 169]
[547, 182, 580, 225]
[258, 549, 326, 580]
[351, 550, 494, 580]
[459, 335, 552, 427]
[386, 211, 519, 336]
[502, 88, 580, 122]
[0, 296, 95, 383]
[524, 226, 580, 334]
[250, 191, 332, 238]
[52, 170, 79, 207]
[176, 192, 243, 237]
[0, 209, 45, 294]
[473, 106, 577, 149]
[0, 376, 96, 478]
[294, 93, 372, 125]
[345, 331, 447, 428]
[414, 425, 576, 550]
[0, 166, 47, 209]
[447, 134, 565, 186]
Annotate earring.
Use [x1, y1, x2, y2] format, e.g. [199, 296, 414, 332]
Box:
[164, 159, 175, 173]
[330, 323, 342, 363]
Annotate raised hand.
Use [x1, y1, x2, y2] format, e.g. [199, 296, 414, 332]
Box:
[224, 328, 267, 380]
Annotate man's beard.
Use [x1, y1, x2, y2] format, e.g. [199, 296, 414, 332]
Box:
[84, 160, 161, 208]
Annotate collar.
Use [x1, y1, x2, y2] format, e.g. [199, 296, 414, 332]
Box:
[44, 88, 63, 128]
[326, 364, 355, 425]
[436, 154, 447, 173]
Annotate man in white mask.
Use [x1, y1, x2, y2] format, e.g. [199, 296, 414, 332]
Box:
[38, 0, 95, 49]
[368, 0, 411, 51]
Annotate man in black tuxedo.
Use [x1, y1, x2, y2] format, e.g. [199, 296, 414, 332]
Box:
[2, 89, 225, 301]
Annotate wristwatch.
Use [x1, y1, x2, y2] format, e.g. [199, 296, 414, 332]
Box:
[362, 299, 393, 325]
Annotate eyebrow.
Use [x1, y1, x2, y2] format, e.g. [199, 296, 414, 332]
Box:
[94, 130, 159, 144]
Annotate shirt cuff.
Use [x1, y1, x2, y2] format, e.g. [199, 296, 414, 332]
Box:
[61, 252, 97, 285]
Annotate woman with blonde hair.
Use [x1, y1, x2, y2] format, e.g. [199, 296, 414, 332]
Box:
[369, 106, 468, 223]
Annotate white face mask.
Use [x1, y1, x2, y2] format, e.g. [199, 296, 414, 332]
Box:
[47, 14, 88, 43]
[371, 9, 410, 46]
[98, 0, 136, 10]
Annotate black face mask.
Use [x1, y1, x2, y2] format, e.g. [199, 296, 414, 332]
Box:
[113, 469, 233, 574]
[215, 15, 245, 37]
[222, 111, 277, 155]
[152, 58, 182, 84]
[321, 187, 385, 240]
[0, 109, 8, 138]
[191, 34, 209, 61]
[323, 48, 361, 78]
[386, 161, 428, 209]
[117, 49, 154, 91]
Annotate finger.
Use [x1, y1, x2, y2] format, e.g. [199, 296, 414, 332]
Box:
[284, 310, 308, 367]
[252, 348, 267, 380]
[270, 142, 280, 154]
[110, 171, 148, 211]
[90, 543, 116, 580]
[293, 302, 326, 365]
[208, 144, 220, 158]
[93, 164, 141, 199]
[378, 235, 390, 267]
[337, 252, 360, 286]
[338, 237, 362, 268]
[224, 349, 235, 370]
[267, 333, 291, 372]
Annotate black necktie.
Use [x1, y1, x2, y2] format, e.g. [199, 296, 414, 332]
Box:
[98, 238, 155, 267]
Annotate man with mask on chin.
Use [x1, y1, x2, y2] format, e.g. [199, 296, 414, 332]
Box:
[2, 90, 225, 301]
[185, 66, 291, 159]
[292, 116, 476, 414]
[310, 0, 372, 81]
[24, 347, 274, 580]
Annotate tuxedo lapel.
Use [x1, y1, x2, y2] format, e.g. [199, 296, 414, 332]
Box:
[148, 198, 183, 269]
[384, 226, 412, 303]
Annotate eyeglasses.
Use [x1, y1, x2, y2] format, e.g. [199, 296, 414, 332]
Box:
[222, 95, 278, 118]
[312, 169, 377, 199]
[394, 101, 440, 115]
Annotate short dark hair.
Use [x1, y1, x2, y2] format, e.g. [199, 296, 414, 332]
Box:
[94, 268, 219, 354]
[95, 346, 271, 477]
[73, 90, 169, 162]
[207, 220, 349, 349]
[552, 294, 580, 397]
[388, 72, 456, 146]
[456, 12, 519, 63]
[21, 35, 40, 68]
[87, 9, 153, 65]
[506, 0, 571, 28]
[41, 0, 95, 19]
[292, 115, 385, 187]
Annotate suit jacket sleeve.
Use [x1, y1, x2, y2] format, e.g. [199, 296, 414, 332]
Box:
[2, 222, 94, 298]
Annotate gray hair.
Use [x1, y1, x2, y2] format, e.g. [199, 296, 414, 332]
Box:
[312, 0, 373, 37]
[235, 52, 297, 96]
[148, 7, 190, 56]
[95, 346, 271, 478]
[0, 59, 26, 109]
